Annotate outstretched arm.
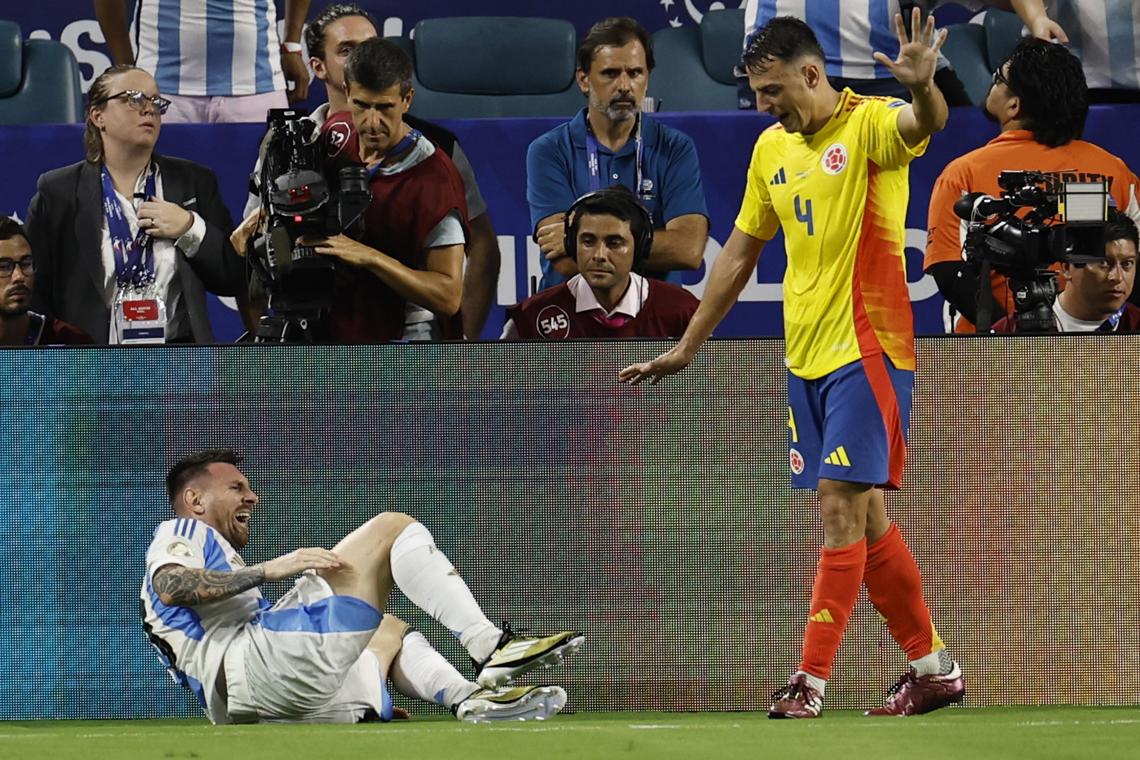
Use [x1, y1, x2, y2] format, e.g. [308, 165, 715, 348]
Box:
[618, 226, 765, 384]
[152, 547, 342, 606]
[873, 8, 949, 147]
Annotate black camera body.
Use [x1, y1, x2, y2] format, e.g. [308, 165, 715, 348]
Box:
[954, 170, 1109, 332]
[250, 108, 372, 341]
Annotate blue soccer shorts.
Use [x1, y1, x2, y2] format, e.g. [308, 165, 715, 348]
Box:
[786, 353, 913, 490]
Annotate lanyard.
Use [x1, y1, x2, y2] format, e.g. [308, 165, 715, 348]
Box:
[365, 129, 422, 181]
[584, 116, 644, 202]
[1099, 305, 1127, 332]
[101, 164, 157, 288]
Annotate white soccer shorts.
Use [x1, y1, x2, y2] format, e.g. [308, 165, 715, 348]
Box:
[223, 571, 394, 723]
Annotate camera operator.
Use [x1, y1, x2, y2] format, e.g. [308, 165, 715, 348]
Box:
[924, 38, 1140, 332]
[990, 211, 1139, 333]
[237, 3, 499, 339]
[293, 38, 467, 342]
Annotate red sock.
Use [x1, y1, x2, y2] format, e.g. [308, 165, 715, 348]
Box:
[800, 539, 867, 680]
[864, 523, 943, 660]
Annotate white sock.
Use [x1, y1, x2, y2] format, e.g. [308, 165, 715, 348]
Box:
[389, 522, 501, 660]
[910, 649, 953, 677]
[388, 631, 479, 708]
[797, 671, 827, 696]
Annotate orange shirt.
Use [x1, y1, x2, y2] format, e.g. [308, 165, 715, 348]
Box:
[924, 130, 1140, 332]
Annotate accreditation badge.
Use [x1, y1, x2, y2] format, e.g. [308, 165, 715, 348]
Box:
[111, 286, 167, 345]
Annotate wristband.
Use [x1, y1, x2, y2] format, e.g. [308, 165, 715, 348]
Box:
[281, 41, 303, 55]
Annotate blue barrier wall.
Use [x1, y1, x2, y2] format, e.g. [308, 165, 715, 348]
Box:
[3, 105, 1138, 340]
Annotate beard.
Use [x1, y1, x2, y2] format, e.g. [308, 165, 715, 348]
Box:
[0, 294, 29, 319]
[604, 102, 639, 122]
[593, 91, 639, 123]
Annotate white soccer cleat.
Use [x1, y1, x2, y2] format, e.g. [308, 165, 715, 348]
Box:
[454, 684, 568, 723]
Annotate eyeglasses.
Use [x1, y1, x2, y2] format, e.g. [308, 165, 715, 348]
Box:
[92, 90, 172, 115]
[0, 257, 34, 278]
[992, 67, 1018, 95]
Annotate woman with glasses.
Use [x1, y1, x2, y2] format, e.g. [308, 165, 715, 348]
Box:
[24, 64, 246, 344]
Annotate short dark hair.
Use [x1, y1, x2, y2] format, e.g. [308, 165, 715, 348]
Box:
[740, 16, 826, 75]
[304, 3, 377, 62]
[1103, 210, 1139, 251]
[344, 37, 413, 96]
[166, 449, 242, 507]
[577, 17, 655, 73]
[1004, 38, 1087, 148]
[0, 216, 28, 244]
[566, 185, 652, 264]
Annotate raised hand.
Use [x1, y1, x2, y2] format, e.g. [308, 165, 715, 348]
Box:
[872, 7, 947, 92]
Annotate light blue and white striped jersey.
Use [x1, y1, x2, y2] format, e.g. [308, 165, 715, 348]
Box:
[140, 517, 268, 724]
[745, 0, 906, 80]
[132, 0, 286, 97]
[1047, 0, 1140, 90]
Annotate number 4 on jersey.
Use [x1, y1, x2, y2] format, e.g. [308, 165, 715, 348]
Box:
[794, 195, 814, 236]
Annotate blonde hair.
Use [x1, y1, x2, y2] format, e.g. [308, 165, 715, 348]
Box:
[84, 64, 146, 164]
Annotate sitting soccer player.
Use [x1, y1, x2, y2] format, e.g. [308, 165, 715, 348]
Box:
[992, 211, 1139, 333]
[502, 187, 699, 340]
[140, 449, 583, 724]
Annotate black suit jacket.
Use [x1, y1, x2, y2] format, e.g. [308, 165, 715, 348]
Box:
[25, 155, 245, 343]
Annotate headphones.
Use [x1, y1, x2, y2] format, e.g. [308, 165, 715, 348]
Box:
[563, 187, 654, 268]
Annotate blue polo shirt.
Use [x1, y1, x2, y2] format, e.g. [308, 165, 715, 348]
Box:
[526, 109, 709, 290]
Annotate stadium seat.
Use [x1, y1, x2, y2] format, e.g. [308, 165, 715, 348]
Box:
[700, 8, 745, 88]
[983, 9, 1026, 74]
[407, 17, 583, 119]
[0, 20, 83, 124]
[941, 24, 992, 106]
[648, 8, 742, 112]
[939, 10, 1026, 106]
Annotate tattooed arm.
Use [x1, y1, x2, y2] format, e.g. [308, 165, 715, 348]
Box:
[152, 564, 267, 607]
[151, 547, 344, 607]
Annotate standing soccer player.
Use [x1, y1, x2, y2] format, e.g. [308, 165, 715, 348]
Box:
[620, 11, 964, 718]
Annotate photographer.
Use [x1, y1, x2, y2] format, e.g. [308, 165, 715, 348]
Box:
[991, 211, 1139, 333]
[924, 38, 1140, 332]
[238, 3, 499, 339]
[250, 38, 465, 342]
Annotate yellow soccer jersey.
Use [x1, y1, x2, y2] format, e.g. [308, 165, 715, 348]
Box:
[735, 89, 927, 380]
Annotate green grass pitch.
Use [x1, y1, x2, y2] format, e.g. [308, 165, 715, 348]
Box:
[3, 708, 1140, 760]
